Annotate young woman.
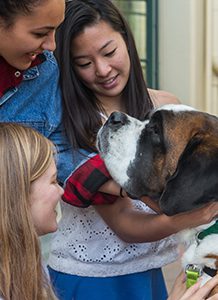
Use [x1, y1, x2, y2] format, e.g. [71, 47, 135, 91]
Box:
[0, 0, 73, 185]
[48, 1, 218, 299]
[0, 123, 63, 300]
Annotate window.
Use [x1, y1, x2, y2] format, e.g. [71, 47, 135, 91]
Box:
[113, 0, 158, 88]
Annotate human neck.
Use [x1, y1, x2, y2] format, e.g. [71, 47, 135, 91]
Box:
[98, 95, 125, 117]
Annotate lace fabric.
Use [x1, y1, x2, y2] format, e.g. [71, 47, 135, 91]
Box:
[48, 200, 178, 277]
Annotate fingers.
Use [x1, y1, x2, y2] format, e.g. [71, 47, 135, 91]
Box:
[185, 202, 218, 227]
[207, 295, 218, 299]
[167, 272, 187, 300]
[180, 275, 218, 300]
[179, 279, 202, 300]
[200, 202, 218, 224]
[199, 275, 218, 299]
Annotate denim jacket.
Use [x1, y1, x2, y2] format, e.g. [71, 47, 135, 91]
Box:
[0, 50, 80, 185]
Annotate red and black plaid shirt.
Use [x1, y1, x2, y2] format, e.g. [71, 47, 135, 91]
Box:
[63, 154, 118, 207]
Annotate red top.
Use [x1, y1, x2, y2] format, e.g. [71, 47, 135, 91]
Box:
[0, 54, 45, 97]
[63, 154, 118, 207]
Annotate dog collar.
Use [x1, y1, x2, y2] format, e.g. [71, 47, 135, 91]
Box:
[197, 220, 218, 241]
[185, 264, 202, 288]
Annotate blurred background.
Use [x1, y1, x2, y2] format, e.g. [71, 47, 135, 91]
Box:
[113, 0, 218, 115]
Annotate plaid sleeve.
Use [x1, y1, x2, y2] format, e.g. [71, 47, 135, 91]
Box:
[62, 154, 118, 207]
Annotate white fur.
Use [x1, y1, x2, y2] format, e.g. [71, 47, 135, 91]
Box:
[98, 104, 196, 186]
[180, 219, 218, 283]
[98, 115, 148, 186]
[156, 104, 196, 112]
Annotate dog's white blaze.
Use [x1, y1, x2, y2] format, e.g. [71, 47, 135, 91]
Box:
[104, 118, 146, 186]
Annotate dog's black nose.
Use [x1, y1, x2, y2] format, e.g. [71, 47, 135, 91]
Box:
[107, 112, 128, 127]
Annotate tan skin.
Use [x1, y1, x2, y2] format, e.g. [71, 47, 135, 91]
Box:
[168, 272, 218, 300]
[72, 20, 218, 244]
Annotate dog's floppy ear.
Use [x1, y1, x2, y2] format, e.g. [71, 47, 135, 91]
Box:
[159, 132, 218, 215]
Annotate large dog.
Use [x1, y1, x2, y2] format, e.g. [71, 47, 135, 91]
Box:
[97, 104, 218, 294]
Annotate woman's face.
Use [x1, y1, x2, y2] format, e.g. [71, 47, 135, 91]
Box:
[0, 0, 65, 70]
[30, 159, 63, 236]
[71, 20, 131, 102]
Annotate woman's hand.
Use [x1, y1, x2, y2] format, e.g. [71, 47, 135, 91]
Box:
[168, 272, 218, 300]
[168, 202, 218, 233]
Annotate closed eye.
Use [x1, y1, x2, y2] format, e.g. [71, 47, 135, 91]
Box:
[105, 48, 116, 57]
[77, 62, 91, 68]
[33, 32, 49, 38]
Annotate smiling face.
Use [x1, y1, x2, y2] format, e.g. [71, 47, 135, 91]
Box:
[29, 159, 63, 236]
[0, 0, 65, 70]
[71, 20, 130, 103]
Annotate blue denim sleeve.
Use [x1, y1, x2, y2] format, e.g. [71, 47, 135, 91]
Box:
[50, 123, 92, 186]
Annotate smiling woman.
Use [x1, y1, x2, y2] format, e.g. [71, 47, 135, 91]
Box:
[0, 2, 76, 297]
[0, 0, 73, 187]
[0, 0, 65, 70]
[0, 123, 63, 300]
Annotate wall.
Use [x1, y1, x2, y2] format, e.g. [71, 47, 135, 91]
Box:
[205, 0, 218, 114]
[158, 0, 206, 110]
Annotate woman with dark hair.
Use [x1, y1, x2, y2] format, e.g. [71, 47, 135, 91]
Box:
[55, 0, 168, 151]
[0, 0, 73, 185]
[48, 1, 218, 299]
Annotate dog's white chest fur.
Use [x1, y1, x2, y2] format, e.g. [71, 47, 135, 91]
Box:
[180, 221, 218, 283]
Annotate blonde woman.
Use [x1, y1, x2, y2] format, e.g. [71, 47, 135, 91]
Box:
[0, 123, 63, 300]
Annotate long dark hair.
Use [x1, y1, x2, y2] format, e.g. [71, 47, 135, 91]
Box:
[0, 0, 44, 27]
[55, 0, 153, 152]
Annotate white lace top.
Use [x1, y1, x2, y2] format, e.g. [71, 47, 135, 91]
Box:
[48, 200, 178, 277]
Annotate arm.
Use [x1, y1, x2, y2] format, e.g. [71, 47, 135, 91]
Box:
[62, 89, 181, 205]
[95, 197, 218, 243]
[62, 154, 120, 207]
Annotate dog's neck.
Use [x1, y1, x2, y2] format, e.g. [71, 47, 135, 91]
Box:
[182, 219, 218, 288]
[197, 220, 218, 242]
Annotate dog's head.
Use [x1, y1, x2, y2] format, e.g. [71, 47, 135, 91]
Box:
[97, 104, 218, 215]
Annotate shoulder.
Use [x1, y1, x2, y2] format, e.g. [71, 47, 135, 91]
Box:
[148, 89, 180, 108]
[33, 51, 60, 82]
[42, 50, 58, 66]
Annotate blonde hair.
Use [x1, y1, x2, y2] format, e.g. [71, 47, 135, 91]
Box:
[0, 123, 58, 300]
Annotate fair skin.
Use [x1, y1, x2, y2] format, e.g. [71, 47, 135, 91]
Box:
[30, 159, 64, 236]
[0, 0, 65, 70]
[72, 20, 131, 115]
[72, 20, 218, 243]
[168, 272, 218, 300]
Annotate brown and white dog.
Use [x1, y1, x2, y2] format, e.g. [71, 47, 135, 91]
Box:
[97, 104, 218, 294]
